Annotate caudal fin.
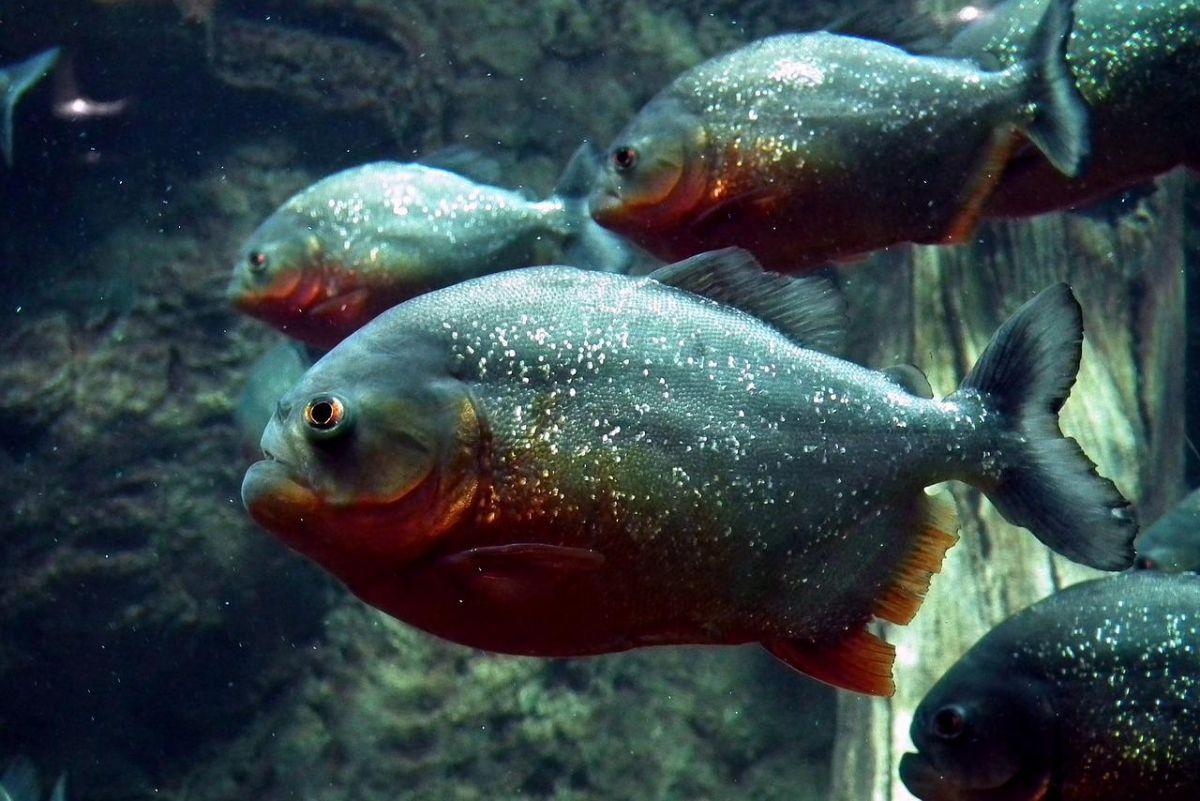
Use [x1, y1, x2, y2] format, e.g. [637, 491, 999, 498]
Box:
[952, 284, 1135, 570]
[1017, 0, 1090, 177]
[2, 47, 60, 167]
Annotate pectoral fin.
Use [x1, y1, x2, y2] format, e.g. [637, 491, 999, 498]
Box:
[940, 128, 1021, 245]
[440, 543, 606, 605]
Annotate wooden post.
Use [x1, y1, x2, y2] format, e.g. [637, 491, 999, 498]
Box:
[830, 174, 1187, 800]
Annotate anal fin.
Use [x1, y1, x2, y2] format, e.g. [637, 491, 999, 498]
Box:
[940, 129, 1022, 245]
[765, 628, 896, 697]
[875, 493, 959, 626]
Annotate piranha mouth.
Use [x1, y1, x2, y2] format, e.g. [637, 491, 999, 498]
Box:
[899, 753, 1050, 801]
[241, 455, 320, 528]
[588, 185, 624, 225]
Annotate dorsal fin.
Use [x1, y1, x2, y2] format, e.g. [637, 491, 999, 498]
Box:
[649, 248, 846, 356]
[553, 141, 602, 199]
[825, 2, 949, 54]
[417, 144, 505, 186]
[883, 365, 934, 398]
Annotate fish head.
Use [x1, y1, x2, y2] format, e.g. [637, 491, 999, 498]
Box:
[1134, 495, 1200, 573]
[241, 331, 482, 580]
[590, 96, 709, 235]
[900, 660, 1055, 801]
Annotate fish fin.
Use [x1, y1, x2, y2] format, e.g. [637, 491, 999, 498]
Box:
[882, 365, 934, 399]
[49, 776, 67, 801]
[416, 144, 506, 186]
[649, 248, 847, 357]
[875, 494, 959, 626]
[687, 187, 783, 239]
[309, 287, 373, 326]
[1014, 0, 1090, 178]
[553, 141, 602, 199]
[824, 3, 948, 55]
[1, 47, 61, 167]
[440, 544, 606, 604]
[764, 628, 896, 696]
[1, 757, 41, 801]
[952, 284, 1136, 570]
[940, 128, 1021, 244]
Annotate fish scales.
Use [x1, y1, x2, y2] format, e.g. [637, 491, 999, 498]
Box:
[433, 268, 989, 637]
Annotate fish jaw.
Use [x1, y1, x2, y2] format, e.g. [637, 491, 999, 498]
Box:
[899, 752, 1051, 801]
[230, 267, 381, 349]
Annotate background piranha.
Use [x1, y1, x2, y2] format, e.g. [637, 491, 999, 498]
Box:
[1135, 486, 1200, 573]
[947, 0, 1200, 218]
[0, 47, 60, 167]
[901, 570, 1200, 801]
[589, 0, 1088, 269]
[241, 250, 1134, 696]
[229, 144, 645, 349]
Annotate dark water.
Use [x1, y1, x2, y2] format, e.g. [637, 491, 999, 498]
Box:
[0, 1, 1196, 800]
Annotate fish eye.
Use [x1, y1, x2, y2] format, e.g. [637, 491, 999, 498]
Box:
[612, 145, 639, 173]
[303, 395, 350, 437]
[1134, 555, 1156, 570]
[931, 705, 968, 740]
[248, 251, 268, 273]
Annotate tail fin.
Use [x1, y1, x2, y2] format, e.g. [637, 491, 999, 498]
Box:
[951, 284, 1135, 570]
[551, 142, 649, 274]
[2, 47, 61, 167]
[1015, 0, 1090, 177]
[1, 757, 40, 801]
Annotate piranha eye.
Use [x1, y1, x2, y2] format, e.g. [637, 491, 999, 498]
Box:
[1134, 555, 1156, 570]
[303, 395, 350, 437]
[248, 251, 268, 273]
[612, 145, 638, 173]
[931, 705, 967, 741]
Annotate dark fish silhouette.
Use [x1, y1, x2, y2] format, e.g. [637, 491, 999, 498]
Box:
[902, 570, 1200, 801]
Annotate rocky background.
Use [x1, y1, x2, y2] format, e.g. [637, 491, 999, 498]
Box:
[0, 1, 889, 798]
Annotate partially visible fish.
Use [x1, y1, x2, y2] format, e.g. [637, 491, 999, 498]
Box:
[946, 0, 1200, 217]
[0, 758, 66, 801]
[0, 48, 61, 167]
[1135, 487, 1200, 573]
[235, 341, 314, 461]
[590, 0, 1088, 269]
[228, 143, 649, 349]
[241, 249, 1134, 696]
[902, 571, 1200, 801]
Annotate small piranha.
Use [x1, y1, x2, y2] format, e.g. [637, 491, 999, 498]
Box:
[1134, 487, 1200, 573]
[0, 48, 61, 167]
[946, 0, 1200, 218]
[234, 340, 314, 461]
[901, 570, 1200, 801]
[590, 0, 1089, 270]
[228, 144, 648, 349]
[241, 248, 1134, 696]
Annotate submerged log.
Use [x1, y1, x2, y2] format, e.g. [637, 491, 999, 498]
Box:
[830, 173, 1187, 800]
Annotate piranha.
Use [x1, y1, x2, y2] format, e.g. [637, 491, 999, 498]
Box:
[241, 249, 1134, 695]
[228, 144, 645, 349]
[901, 570, 1200, 801]
[1134, 487, 1200, 573]
[946, 0, 1200, 218]
[0, 48, 60, 167]
[1, 757, 67, 801]
[234, 341, 314, 461]
[590, 0, 1089, 270]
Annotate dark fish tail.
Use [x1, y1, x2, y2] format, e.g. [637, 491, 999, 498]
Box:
[1013, 0, 1090, 178]
[950, 284, 1136, 570]
[1, 47, 60, 167]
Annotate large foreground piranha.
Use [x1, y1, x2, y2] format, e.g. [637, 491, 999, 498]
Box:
[589, 0, 1089, 270]
[948, 0, 1200, 219]
[241, 249, 1134, 695]
[901, 570, 1200, 801]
